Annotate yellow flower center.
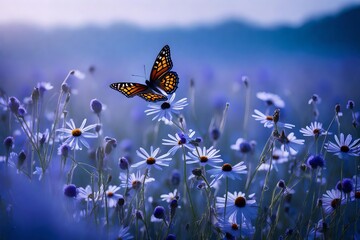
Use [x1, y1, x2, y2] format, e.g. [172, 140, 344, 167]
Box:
[231, 223, 239, 230]
[355, 191, 360, 199]
[71, 128, 82, 137]
[272, 154, 280, 160]
[313, 128, 320, 135]
[222, 163, 232, 172]
[132, 180, 141, 190]
[200, 156, 208, 163]
[340, 145, 349, 153]
[146, 157, 156, 165]
[331, 198, 341, 209]
[234, 196, 246, 208]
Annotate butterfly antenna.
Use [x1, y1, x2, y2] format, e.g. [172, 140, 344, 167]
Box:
[143, 65, 147, 78]
[131, 74, 146, 79]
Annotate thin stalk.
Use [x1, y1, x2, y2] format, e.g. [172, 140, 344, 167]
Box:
[182, 146, 196, 219]
[224, 176, 228, 219]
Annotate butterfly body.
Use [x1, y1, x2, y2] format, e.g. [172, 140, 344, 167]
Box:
[110, 45, 179, 102]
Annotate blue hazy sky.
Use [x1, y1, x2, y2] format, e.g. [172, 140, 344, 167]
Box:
[1, 0, 360, 28]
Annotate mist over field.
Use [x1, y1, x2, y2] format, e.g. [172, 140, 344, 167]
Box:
[1, 4, 360, 239]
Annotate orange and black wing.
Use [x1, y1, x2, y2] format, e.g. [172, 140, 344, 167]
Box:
[159, 71, 179, 94]
[138, 92, 168, 102]
[109, 82, 148, 98]
[149, 45, 173, 82]
[109, 82, 167, 102]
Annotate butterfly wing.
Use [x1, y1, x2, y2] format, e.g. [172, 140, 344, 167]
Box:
[109, 82, 167, 102]
[159, 71, 179, 94]
[109, 82, 148, 98]
[110, 45, 175, 102]
[138, 92, 168, 102]
[149, 45, 173, 82]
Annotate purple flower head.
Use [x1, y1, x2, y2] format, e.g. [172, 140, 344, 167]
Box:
[153, 206, 165, 219]
[119, 157, 129, 170]
[135, 210, 144, 220]
[336, 178, 354, 194]
[104, 137, 117, 155]
[307, 155, 325, 169]
[170, 199, 178, 209]
[277, 180, 286, 189]
[210, 128, 221, 141]
[18, 107, 27, 117]
[117, 196, 125, 207]
[166, 234, 177, 240]
[95, 124, 102, 133]
[90, 99, 103, 114]
[17, 150, 27, 168]
[64, 184, 77, 198]
[3, 136, 14, 151]
[8, 97, 20, 114]
[347, 100, 355, 110]
[58, 144, 70, 158]
[231, 138, 254, 154]
[177, 132, 187, 144]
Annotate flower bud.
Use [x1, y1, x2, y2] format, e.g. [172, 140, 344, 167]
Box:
[119, 157, 129, 170]
[153, 206, 165, 219]
[90, 99, 103, 114]
[8, 97, 20, 114]
[3, 136, 14, 152]
[64, 184, 77, 198]
[17, 150, 27, 168]
[31, 87, 40, 102]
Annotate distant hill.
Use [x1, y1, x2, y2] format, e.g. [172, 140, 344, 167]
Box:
[0, 5, 359, 64]
[0, 5, 359, 104]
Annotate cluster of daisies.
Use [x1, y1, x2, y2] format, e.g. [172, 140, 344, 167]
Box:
[2, 74, 360, 239]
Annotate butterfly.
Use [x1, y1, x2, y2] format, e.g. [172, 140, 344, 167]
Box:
[109, 45, 179, 102]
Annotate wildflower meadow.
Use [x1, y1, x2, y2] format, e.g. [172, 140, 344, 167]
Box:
[1, 6, 360, 239]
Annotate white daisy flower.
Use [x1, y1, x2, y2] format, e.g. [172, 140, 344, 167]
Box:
[216, 191, 257, 221]
[325, 133, 360, 159]
[207, 162, 247, 186]
[162, 130, 195, 155]
[119, 171, 155, 191]
[299, 121, 329, 138]
[117, 225, 134, 240]
[160, 189, 179, 203]
[252, 109, 295, 129]
[132, 146, 172, 170]
[277, 131, 305, 155]
[33, 166, 44, 181]
[217, 214, 255, 238]
[187, 146, 223, 167]
[56, 118, 97, 150]
[72, 69, 86, 80]
[77, 185, 101, 202]
[144, 93, 188, 123]
[105, 185, 122, 208]
[308, 219, 327, 240]
[230, 138, 255, 154]
[258, 148, 290, 171]
[37, 82, 54, 96]
[308, 94, 321, 105]
[256, 92, 285, 108]
[322, 189, 345, 214]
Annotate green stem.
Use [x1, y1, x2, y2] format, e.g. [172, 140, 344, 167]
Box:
[224, 176, 228, 219]
[182, 146, 196, 219]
